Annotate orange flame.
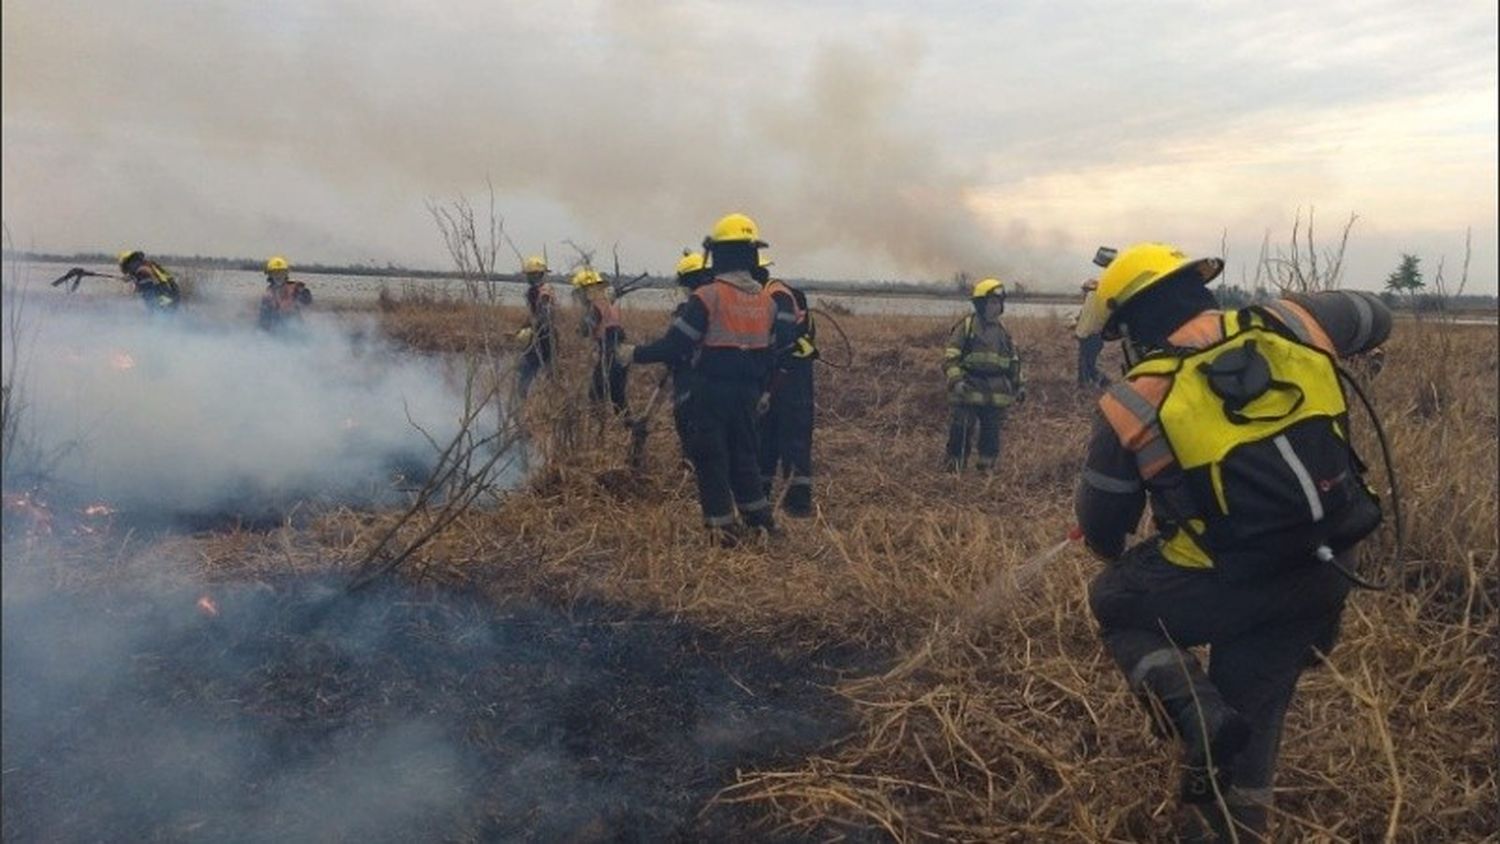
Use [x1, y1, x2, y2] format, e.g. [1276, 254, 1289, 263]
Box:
[83, 503, 116, 517]
[109, 352, 137, 371]
[196, 595, 220, 617]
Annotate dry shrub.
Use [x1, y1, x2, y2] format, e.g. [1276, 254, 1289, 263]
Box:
[64, 299, 1498, 841]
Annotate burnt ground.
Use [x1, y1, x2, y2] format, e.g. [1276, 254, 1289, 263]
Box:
[1, 575, 866, 843]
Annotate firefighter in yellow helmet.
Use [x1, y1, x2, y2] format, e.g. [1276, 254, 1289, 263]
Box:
[758, 252, 818, 517]
[618, 214, 778, 545]
[116, 250, 182, 312]
[515, 256, 556, 397]
[572, 267, 629, 415]
[942, 277, 1023, 472]
[257, 255, 312, 332]
[1077, 242, 1393, 840]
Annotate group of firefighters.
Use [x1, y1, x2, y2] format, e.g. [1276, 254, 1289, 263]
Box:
[108, 215, 1397, 841]
[512, 213, 819, 544]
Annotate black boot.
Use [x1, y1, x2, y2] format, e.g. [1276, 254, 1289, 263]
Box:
[1132, 651, 1252, 805]
[741, 507, 781, 538]
[781, 482, 813, 518]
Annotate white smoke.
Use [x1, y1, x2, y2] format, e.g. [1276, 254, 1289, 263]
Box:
[16, 300, 474, 515]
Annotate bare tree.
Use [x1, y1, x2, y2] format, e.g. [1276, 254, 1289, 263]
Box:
[1261, 207, 1358, 294]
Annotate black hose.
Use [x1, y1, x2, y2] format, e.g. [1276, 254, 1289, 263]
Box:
[808, 307, 854, 369]
[1334, 364, 1405, 591]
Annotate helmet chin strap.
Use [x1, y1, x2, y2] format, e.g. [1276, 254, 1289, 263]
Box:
[1120, 322, 1144, 370]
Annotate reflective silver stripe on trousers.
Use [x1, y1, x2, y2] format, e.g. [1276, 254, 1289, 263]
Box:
[672, 317, 703, 341]
[1226, 785, 1274, 807]
[1127, 648, 1184, 692]
[1107, 383, 1159, 427]
[786, 476, 813, 487]
[1274, 434, 1324, 521]
[739, 498, 771, 513]
[775, 311, 798, 323]
[704, 513, 736, 527]
[1083, 467, 1141, 494]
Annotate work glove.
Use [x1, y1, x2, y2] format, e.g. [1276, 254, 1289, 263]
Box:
[1014, 385, 1027, 405]
[617, 343, 636, 366]
[756, 392, 772, 417]
[515, 327, 533, 345]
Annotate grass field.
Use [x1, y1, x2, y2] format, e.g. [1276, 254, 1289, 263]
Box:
[5, 291, 1496, 841]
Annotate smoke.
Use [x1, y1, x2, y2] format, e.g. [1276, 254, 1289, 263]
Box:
[12, 299, 474, 517]
[0, 0, 1068, 284]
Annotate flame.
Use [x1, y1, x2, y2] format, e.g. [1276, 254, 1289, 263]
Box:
[109, 352, 137, 371]
[2, 492, 55, 537]
[83, 502, 116, 517]
[196, 595, 220, 617]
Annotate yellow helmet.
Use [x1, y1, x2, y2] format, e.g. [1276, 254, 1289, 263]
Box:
[706, 212, 768, 248]
[571, 268, 603, 288]
[523, 256, 547, 274]
[674, 252, 706, 277]
[265, 256, 290, 273]
[1096, 243, 1223, 338]
[117, 250, 144, 269]
[971, 277, 1006, 299]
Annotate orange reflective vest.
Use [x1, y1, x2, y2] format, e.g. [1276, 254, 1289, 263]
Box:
[588, 298, 622, 342]
[693, 278, 774, 350]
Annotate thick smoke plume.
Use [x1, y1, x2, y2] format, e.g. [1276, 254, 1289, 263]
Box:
[11, 299, 468, 517]
[0, 0, 1067, 283]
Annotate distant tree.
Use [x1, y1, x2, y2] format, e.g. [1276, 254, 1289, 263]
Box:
[1384, 253, 1425, 296]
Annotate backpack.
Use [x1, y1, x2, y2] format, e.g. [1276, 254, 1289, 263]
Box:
[1132, 308, 1382, 579]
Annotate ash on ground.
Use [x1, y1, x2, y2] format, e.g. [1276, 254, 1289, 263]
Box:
[2, 576, 857, 842]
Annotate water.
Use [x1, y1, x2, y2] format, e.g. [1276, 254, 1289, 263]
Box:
[9, 259, 1078, 320]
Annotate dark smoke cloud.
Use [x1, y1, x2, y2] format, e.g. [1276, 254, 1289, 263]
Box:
[1, 0, 1067, 284]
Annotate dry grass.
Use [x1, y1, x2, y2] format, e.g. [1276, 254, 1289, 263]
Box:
[41, 294, 1500, 841]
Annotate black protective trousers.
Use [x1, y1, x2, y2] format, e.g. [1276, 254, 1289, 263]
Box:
[759, 361, 814, 489]
[945, 405, 1004, 468]
[683, 378, 773, 527]
[517, 337, 554, 398]
[1088, 542, 1350, 827]
[590, 360, 629, 415]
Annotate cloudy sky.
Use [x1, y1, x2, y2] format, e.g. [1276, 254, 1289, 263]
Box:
[2, 0, 1495, 292]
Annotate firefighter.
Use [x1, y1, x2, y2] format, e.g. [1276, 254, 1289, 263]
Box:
[759, 258, 818, 517]
[619, 213, 778, 545]
[666, 250, 712, 454]
[572, 267, 628, 415]
[1074, 278, 1108, 388]
[1077, 242, 1393, 841]
[257, 256, 313, 332]
[943, 278, 1023, 472]
[515, 256, 556, 397]
[116, 250, 181, 312]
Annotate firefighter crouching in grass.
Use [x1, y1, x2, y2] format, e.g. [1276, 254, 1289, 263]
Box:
[758, 260, 818, 517]
[515, 256, 556, 398]
[619, 213, 778, 546]
[117, 250, 182, 312]
[257, 256, 312, 332]
[572, 267, 629, 416]
[1076, 242, 1393, 841]
[943, 278, 1024, 472]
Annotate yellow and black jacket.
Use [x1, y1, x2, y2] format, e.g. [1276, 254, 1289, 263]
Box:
[943, 314, 1020, 406]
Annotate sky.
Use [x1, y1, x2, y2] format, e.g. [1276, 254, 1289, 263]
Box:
[2, 0, 1496, 293]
